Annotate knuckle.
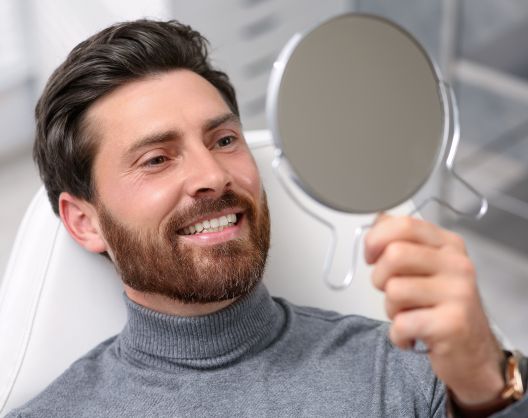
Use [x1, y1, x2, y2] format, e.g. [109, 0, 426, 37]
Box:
[397, 216, 415, 235]
[447, 232, 467, 252]
[392, 314, 407, 335]
[385, 280, 402, 302]
[364, 231, 376, 252]
[371, 268, 384, 290]
[434, 340, 454, 357]
[384, 242, 406, 266]
[456, 256, 476, 277]
[384, 298, 396, 320]
[453, 279, 477, 303]
[453, 233, 466, 249]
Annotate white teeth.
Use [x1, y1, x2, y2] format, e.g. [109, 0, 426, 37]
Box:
[181, 213, 238, 235]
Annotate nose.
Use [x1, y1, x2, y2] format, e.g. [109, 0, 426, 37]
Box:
[183, 143, 232, 199]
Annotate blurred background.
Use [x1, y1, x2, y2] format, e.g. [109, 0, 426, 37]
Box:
[0, 0, 526, 349]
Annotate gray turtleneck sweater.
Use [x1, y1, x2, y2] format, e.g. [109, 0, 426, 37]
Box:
[7, 284, 527, 417]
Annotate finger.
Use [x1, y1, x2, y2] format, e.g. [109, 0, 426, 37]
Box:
[371, 242, 439, 290]
[384, 277, 462, 320]
[365, 216, 442, 264]
[364, 216, 464, 264]
[390, 303, 477, 355]
[441, 229, 468, 254]
[389, 308, 437, 350]
[371, 242, 475, 291]
[373, 212, 391, 226]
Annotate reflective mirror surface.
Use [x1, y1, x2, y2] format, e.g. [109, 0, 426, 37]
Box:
[269, 14, 445, 213]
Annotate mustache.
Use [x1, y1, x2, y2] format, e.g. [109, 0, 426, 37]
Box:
[165, 190, 253, 238]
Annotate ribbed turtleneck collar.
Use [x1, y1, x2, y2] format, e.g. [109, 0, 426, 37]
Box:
[117, 283, 285, 370]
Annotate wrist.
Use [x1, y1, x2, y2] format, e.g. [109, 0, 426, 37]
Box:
[448, 349, 505, 405]
[447, 350, 526, 418]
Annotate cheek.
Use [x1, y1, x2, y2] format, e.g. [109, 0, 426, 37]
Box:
[230, 154, 261, 197]
[133, 185, 176, 219]
[97, 171, 182, 228]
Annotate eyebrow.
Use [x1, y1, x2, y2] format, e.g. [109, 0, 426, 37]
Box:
[125, 112, 241, 158]
[204, 112, 240, 132]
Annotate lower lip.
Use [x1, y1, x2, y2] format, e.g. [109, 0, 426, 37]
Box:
[179, 216, 245, 246]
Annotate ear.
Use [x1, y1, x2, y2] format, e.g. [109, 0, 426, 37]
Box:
[59, 192, 107, 254]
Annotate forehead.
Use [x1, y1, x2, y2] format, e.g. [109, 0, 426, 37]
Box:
[86, 69, 232, 151]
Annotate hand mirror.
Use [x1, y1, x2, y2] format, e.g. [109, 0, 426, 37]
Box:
[267, 13, 487, 290]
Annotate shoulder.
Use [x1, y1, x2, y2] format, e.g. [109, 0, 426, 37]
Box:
[6, 336, 119, 418]
[279, 296, 435, 369]
[274, 297, 444, 407]
[275, 296, 389, 343]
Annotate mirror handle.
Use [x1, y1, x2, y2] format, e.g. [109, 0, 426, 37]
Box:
[272, 153, 374, 290]
[272, 151, 488, 292]
[272, 154, 340, 288]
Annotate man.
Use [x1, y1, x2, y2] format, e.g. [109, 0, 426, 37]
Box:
[7, 19, 527, 417]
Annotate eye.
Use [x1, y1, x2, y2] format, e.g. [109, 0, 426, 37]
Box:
[216, 135, 236, 148]
[143, 155, 168, 167]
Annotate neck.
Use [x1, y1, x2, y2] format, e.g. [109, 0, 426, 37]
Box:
[124, 286, 237, 316]
[118, 282, 285, 369]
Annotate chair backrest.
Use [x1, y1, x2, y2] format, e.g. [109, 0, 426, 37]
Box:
[0, 130, 415, 415]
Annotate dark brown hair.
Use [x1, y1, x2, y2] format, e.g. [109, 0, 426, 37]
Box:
[34, 19, 239, 215]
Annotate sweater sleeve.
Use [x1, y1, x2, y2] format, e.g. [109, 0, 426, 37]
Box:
[490, 396, 528, 418]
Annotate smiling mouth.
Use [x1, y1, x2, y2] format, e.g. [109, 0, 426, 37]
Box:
[177, 213, 241, 236]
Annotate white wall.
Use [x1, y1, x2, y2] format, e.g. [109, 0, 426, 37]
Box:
[169, 0, 352, 129]
[29, 0, 171, 92]
[1, 0, 353, 158]
[0, 0, 33, 156]
[28, 0, 351, 127]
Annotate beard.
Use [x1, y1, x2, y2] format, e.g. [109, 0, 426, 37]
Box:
[97, 189, 270, 304]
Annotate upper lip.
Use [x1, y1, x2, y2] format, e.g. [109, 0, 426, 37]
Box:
[178, 207, 243, 230]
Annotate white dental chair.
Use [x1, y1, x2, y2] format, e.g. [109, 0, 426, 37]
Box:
[0, 130, 416, 415]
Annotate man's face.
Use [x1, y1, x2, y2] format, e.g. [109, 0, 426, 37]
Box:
[86, 70, 270, 303]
